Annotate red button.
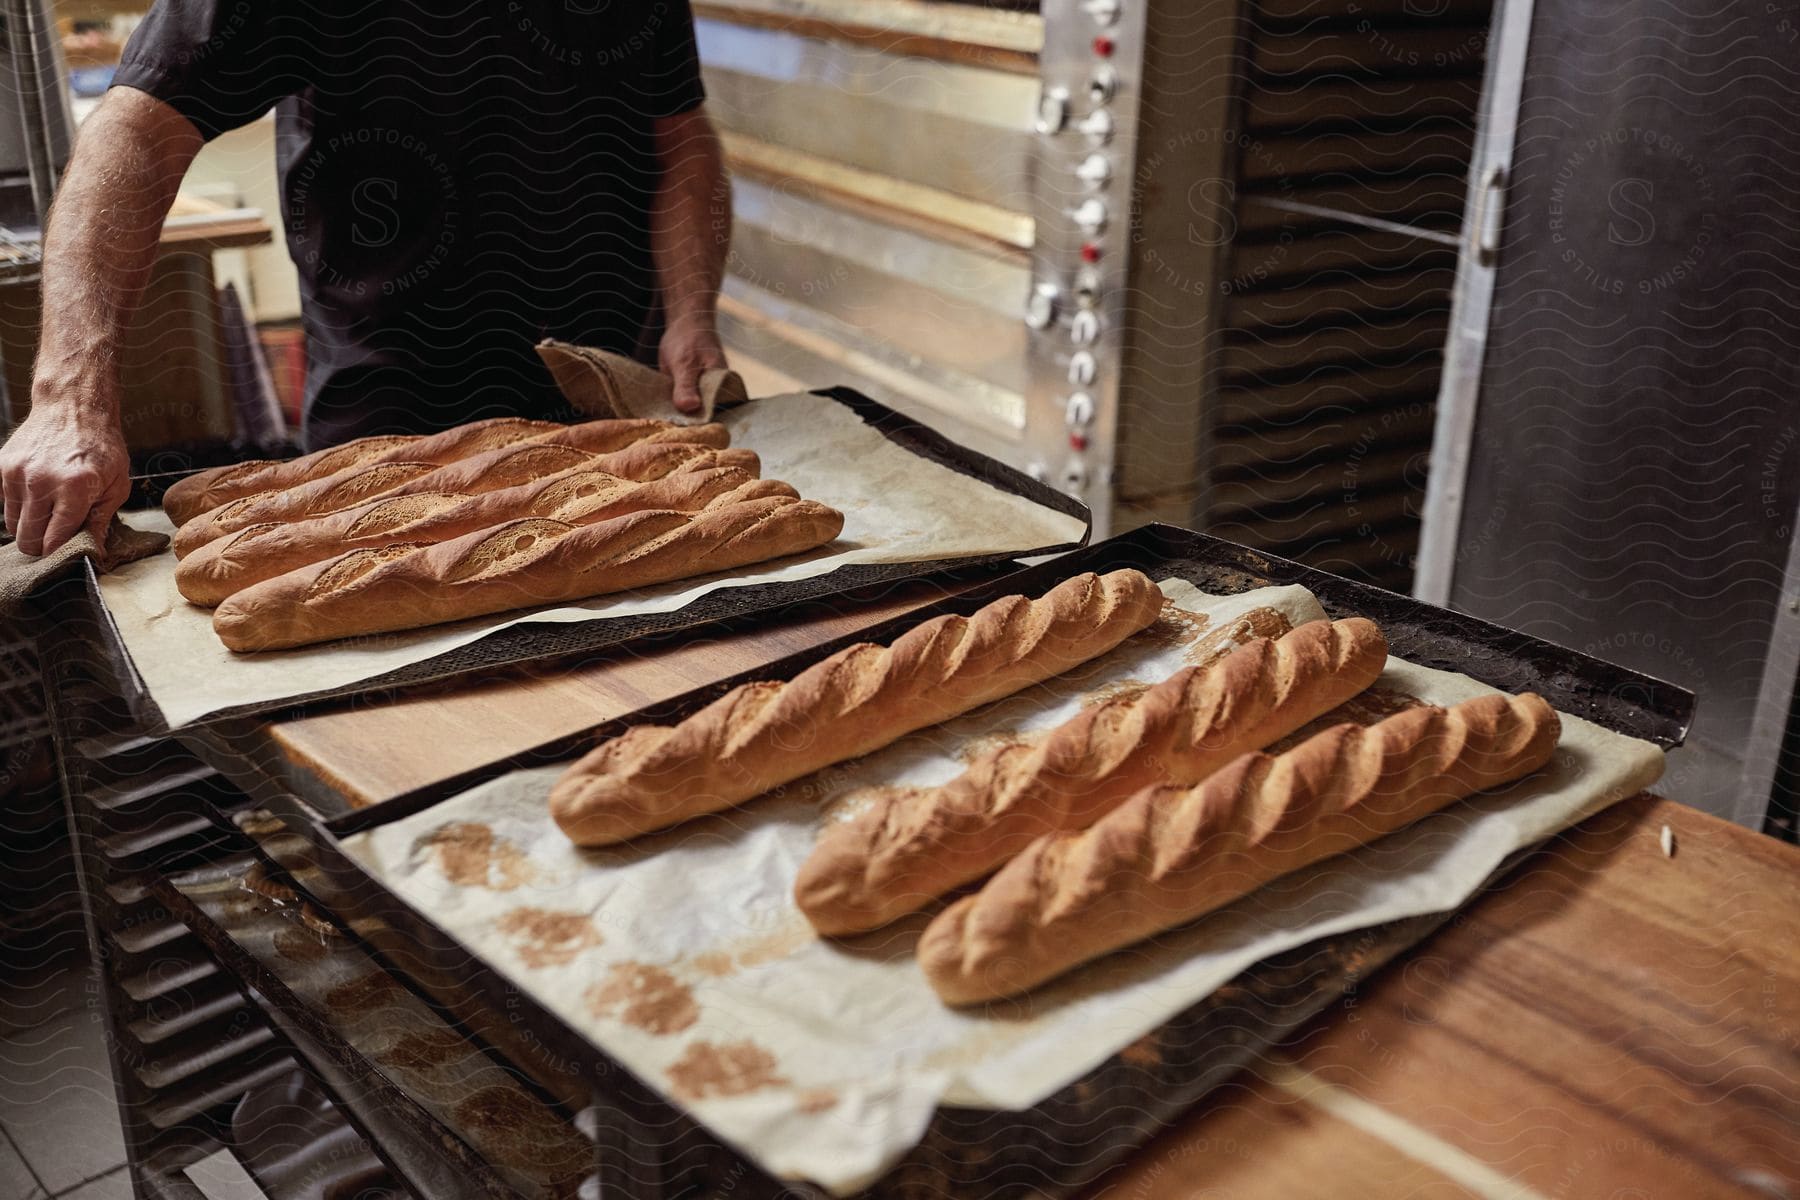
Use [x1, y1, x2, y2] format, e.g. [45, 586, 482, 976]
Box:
[1069, 432, 1090, 451]
[1080, 242, 1102, 264]
[1093, 35, 1115, 57]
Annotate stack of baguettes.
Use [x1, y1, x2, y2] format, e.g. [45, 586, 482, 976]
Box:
[548, 567, 1564, 1006]
[165, 416, 846, 652]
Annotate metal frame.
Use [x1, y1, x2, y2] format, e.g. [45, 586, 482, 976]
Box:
[1737, 521, 1800, 831]
[1413, 0, 1537, 606]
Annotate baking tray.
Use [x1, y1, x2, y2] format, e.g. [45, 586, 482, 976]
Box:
[178, 523, 1693, 1198]
[83, 386, 1090, 735]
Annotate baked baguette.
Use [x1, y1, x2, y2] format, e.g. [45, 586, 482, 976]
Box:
[171, 439, 755, 558]
[796, 616, 1388, 935]
[212, 494, 845, 652]
[918, 691, 1561, 1005]
[176, 465, 792, 606]
[548, 570, 1167, 848]
[162, 417, 715, 526]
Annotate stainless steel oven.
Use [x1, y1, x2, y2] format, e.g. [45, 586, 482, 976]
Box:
[699, 0, 1495, 591]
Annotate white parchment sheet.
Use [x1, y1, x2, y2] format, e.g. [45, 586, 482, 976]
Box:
[342, 579, 1665, 1194]
[97, 393, 1086, 727]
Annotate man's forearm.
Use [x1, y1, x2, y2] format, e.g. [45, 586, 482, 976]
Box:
[651, 107, 729, 329]
[34, 86, 201, 416]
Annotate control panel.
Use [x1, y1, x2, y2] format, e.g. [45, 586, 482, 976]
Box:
[1020, 0, 1148, 531]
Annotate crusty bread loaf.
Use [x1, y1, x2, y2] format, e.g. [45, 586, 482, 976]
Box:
[211, 494, 845, 652]
[162, 417, 718, 526]
[547, 570, 1167, 848]
[917, 692, 1561, 1005]
[164, 434, 424, 526]
[796, 616, 1389, 935]
[176, 465, 792, 607]
[171, 439, 756, 558]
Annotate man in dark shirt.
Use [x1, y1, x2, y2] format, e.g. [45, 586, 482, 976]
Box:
[1, 0, 729, 555]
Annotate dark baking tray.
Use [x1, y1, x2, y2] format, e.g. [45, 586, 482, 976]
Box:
[87, 386, 1090, 735]
[182, 523, 1693, 1197]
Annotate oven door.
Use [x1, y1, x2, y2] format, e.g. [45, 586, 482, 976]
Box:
[698, 1, 1043, 474]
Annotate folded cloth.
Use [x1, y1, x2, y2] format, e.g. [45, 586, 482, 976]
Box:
[535, 339, 747, 426]
[0, 516, 169, 619]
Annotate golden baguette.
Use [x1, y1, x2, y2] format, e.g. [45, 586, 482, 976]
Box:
[170, 438, 752, 558]
[162, 417, 707, 526]
[175, 465, 791, 607]
[918, 692, 1561, 1005]
[549, 570, 1167, 848]
[796, 616, 1389, 935]
[164, 434, 423, 526]
[212, 494, 845, 652]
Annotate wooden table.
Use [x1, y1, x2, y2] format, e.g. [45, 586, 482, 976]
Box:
[243, 586, 1800, 1200]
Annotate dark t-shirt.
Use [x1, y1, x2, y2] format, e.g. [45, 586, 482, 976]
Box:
[113, 0, 706, 448]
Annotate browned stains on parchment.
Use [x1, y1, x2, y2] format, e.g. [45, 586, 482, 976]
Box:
[795, 1088, 838, 1114]
[1184, 607, 1293, 669]
[1140, 601, 1211, 651]
[420, 822, 533, 890]
[585, 962, 698, 1035]
[732, 922, 812, 970]
[496, 907, 602, 968]
[688, 951, 734, 977]
[681, 919, 814, 980]
[666, 1040, 787, 1101]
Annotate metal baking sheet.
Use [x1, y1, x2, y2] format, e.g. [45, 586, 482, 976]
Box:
[286, 522, 1692, 834]
[176, 523, 1692, 1198]
[84, 386, 1090, 736]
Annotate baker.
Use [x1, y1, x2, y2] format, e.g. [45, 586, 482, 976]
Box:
[0, 0, 728, 557]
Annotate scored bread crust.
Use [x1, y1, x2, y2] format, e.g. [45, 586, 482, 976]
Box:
[170, 438, 754, 559]
[162, 417, 713, 526]
[546, 569, 1168, 848]
[795, 616, 1389, 936]
[211, 494, 845, 652]
[917, 692, 1562, 1006]
[175, 465, 792, 607]
[163, 435, 425, 527]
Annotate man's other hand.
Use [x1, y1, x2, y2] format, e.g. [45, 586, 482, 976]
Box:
[659, 315, 728, 416]
[0, 405, 130, 556]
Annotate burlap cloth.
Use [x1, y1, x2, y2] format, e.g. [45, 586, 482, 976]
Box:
[535, 339, 747, 425]
[0, 517, 169, 620]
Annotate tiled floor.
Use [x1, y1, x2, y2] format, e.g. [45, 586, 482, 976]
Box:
[0, 928, 130, 1200]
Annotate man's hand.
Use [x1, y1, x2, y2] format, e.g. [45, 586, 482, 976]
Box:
[1, 404, 131, 556]
[659, 315, 728, 416]
[3, 85, 202, 556]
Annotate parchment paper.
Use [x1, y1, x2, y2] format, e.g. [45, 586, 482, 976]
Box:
[96, 393, 1086, 728]
[342, 579, 1666, 1194]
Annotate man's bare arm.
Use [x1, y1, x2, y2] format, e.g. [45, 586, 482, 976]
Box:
[0, 86, 201, 555]
[650, 105, 730, 415]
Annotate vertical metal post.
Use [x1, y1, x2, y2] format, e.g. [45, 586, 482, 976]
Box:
[1412, 0, 1537, 605]
[1737, 515, 1800, 831]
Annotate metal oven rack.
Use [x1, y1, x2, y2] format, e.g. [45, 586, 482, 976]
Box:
[36, 573, 417, 1200]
